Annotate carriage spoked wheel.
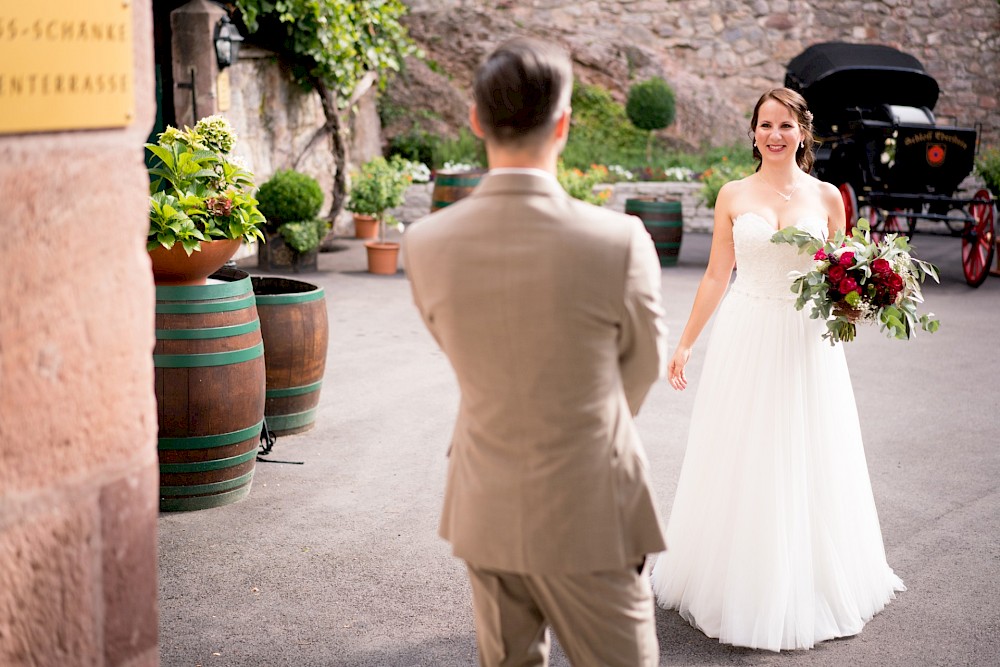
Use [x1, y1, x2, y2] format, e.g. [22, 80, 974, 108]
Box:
[838, 183, 858, 235]
[870, 209, 907, 244]
[962, 189, 996, 287]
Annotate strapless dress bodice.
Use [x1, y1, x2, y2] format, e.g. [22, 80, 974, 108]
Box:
[730, 212, 827, 300]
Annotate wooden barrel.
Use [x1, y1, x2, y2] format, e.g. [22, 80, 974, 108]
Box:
[430, 169, 485, 212]
[625, 198, 683, 267]
[154, 267, 265, 511]
[251, 277, 329, 436]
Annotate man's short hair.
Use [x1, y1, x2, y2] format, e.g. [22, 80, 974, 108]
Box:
[473, 37, 573, 147]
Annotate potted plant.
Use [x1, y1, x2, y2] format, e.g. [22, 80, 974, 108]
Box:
[346, 156, 412, 275]
[626, 76, 676, 163]
[256, 169, 329, 273]
[146, 115, 266, 285]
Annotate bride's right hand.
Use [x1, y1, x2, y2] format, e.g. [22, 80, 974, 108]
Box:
[668, 346, 691, 391]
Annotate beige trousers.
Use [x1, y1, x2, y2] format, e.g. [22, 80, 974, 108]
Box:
[465, 560, 659, 667]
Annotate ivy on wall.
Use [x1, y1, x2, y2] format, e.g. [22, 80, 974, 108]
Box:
[233, 0, 420, 220]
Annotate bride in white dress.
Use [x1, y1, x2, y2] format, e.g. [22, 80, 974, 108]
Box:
[650, 88, 904, 651]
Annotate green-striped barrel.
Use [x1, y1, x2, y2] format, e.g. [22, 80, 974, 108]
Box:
[625, 198, 684, 267]
[431, 169, 486, 212]
[154, 267, 265, 511]
[251, 277, 329, 436]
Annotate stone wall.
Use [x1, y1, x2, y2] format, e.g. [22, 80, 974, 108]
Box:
[392, 0, 1000, 149]
[0, 2, 160, 665]
[224, 47, 384, 238]
[391, 180, 714, 231]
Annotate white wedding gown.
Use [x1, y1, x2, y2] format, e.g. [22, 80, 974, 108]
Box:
[650, 212, 905, 651]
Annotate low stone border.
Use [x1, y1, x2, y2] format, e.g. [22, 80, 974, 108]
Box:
[385, 181, 713, 232]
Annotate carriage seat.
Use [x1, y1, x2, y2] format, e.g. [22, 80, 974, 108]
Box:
[883, 105, 935, 126]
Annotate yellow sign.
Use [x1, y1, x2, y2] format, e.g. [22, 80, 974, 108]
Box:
[217, 69, 231, 112]
[0, 1, 134, 134]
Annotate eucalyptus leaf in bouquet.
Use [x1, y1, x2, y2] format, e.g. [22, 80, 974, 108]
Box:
[771, 218, 941, 344]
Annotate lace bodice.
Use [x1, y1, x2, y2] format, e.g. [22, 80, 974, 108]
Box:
[730, 212, 827, 299]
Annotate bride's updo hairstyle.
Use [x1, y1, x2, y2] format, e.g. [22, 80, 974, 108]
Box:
[748, 88, 816, 173]
[472, 37, 573, 149]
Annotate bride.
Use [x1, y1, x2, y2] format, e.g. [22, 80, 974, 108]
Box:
[650, 88, 905, 651]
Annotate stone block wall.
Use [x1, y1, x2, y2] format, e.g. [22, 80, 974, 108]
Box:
[224, 47, 384, 239]
[396, 0, 1000, 148]
[393, 180, 714, 231]
[0, 2, 160, 666]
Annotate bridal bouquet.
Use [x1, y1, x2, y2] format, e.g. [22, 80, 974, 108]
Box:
[771, 218, 941, 344]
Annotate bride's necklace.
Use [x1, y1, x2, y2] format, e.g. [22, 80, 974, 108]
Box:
[763, 174, 800, 202]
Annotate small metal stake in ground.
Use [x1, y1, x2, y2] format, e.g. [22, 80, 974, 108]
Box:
[256, 417, 304, 465]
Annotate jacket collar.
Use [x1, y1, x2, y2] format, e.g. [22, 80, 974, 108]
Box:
[472, 170, 567, 199]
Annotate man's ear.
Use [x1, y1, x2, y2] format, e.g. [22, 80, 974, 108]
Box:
[554, 107, 572, 140]
[469, 104, 486, 139]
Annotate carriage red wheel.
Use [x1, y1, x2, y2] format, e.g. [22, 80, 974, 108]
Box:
[858, 203, 881, 239]
[839, 183, 858, 234]
[871, 209, 905, 244]
[962, 189, 995, 287]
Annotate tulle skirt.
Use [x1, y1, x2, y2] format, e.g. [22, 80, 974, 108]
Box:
[650, 284, 904, 651]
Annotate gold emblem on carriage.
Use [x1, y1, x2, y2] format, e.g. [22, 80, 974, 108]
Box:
[926, 143, 946, 167]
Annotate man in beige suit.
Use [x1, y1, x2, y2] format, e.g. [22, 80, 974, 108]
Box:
[403, 37, 668, 666]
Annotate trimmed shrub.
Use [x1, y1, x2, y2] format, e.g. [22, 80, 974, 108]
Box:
[278, 218, 330, 253]
[257, 169, 324, 231]
[626, 77, 676, 132]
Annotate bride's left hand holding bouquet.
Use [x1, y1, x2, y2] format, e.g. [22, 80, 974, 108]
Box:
[771, 218, 941, 344]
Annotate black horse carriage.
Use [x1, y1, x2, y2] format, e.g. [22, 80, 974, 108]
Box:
[785, 42, 996, 286]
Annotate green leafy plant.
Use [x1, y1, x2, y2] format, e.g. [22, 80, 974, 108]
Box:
[346, 156, 412, 242]
[234, 0, 419, 221]
[626, 77, 677, 163]
[278, 218, 330, 253]
[699, 156, 755, 208]
[561, 83, 649, 170]
[255, 168, 327, 253]
[256, 169, 324, 232]
[432, 128, 486, 169]
[975, 145, 1000, 197]
[557, 162, 611, 206]
[146, 115, 266, 254]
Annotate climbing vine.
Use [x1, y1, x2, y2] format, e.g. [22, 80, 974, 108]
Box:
[233, 0, 419, 219]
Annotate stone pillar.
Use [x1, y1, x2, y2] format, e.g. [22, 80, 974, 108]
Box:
[171, 0, 227, 126]
[0, 2, 159, 666]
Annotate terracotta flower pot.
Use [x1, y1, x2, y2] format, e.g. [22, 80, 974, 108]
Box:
[364, 241, 400, 275]
[353, 214, 379, 240]
[148, 238, 243, 286]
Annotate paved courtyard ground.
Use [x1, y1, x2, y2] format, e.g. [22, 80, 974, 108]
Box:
[159, 227, 1000, 666]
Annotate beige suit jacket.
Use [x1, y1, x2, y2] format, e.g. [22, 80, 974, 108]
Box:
[403, 172, 668, 574]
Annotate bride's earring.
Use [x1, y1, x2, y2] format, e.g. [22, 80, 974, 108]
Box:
[800, 141, 804, 149]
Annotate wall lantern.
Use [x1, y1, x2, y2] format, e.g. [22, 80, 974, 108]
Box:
[214, 14, 245, 69]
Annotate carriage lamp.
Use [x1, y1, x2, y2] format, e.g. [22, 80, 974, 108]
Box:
[214, 14, 245, 69]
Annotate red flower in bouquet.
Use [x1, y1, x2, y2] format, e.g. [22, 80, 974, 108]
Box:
[770, 218, 940, 344]
[838, 276, 859, 295]
[828, 264, 847, 283]
[871, 257, 892, 275]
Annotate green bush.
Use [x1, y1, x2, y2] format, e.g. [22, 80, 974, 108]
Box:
[346, 156, 412, 217]
[975, 146, 1000, 197]
[700, 158, 755, 209]
[388, 130, 435, 167]
[256, 169, 324, 231]
[626, 77, 676, 132]
[278, 218, 329, 253]
[557, 162, 612, 205]
[562, 83, 649, 170]
[432, 127, 486, 169]
[627, 77, 676, 163]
